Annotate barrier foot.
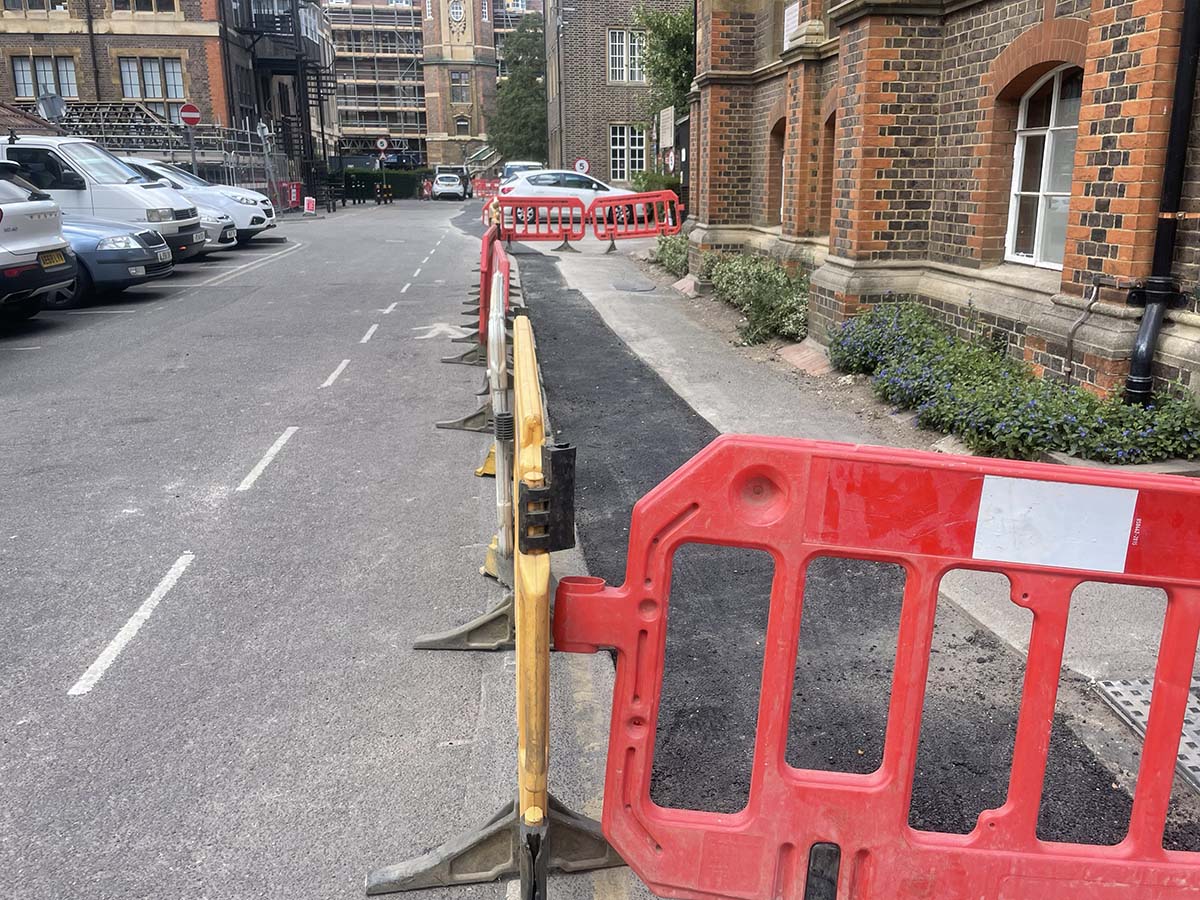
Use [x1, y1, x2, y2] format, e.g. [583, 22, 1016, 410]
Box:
[435, 402, 492, 433]
[364, 796, 623, 896]
[480, 534, 510, 583]
[605, 236, 618, 254]
[475, 444, 497, 478]
[552, 238, 580, 254]
[451, 330, 480, 344]
[440, 344, 487, 367]
[412, 591, 514, 651]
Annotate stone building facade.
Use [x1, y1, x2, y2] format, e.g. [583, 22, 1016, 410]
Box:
[545, 0, 690, 184]
[688, 0, 1200, 396]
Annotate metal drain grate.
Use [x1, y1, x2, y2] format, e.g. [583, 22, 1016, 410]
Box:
[1095, 677, 1200, 792]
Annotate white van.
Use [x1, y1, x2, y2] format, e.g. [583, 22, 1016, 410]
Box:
[0, 135, 206, 262]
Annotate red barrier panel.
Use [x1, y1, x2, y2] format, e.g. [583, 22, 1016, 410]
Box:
[591, 190, 683, 241]
[555, 436, 1200, 900]
[496, 196, 588, 242]
[475, 178, 501, 201]
[476, 224, 498, 342]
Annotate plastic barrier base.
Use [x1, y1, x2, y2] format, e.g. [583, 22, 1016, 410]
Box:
[365, 795, 623, 896]
[475, 444, 496, 478]
[441, 344, 487, 367]
[435, 401, 492, 433]
[412, 592, 514, 651]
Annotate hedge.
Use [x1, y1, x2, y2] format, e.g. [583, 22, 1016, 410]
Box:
[343, 167, 434, 199]
[829, 303, 1200, 464]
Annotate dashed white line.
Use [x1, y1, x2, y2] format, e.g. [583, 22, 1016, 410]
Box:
[13, 346, 41, 351]
[422, 255, 430, 264]
[383, 302, 398, 314]
[321, 359, 351, 388]
[68, 552, 195, 697]
[360, 324, 379, 344]
[401, 283, 411, 293]
[413, 267, 422, 278]
[237, 426, 299, 492]
[429, 247, 437, 255]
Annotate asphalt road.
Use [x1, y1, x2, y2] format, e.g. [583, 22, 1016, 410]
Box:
[0, 202, 598, 899]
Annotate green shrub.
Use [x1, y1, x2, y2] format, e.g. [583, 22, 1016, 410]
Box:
[709, 254, 808, 343]
[343, 167, 433, 199]
[830, 303, 1200, 464]
[631, 170, 683, 193]
[654, 234, 689, 277]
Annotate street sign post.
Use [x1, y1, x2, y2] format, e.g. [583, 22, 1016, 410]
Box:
[179, 103, 202, 176]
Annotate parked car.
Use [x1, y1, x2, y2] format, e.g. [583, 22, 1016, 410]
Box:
[432, 173, 467, 201]
[0, 161, 75, 321]
[0, 135, 205, 262]
[120, 157, 276, 244]
[434, 164, 473, 198]
[501, 160, 544, 181]
[498, 169, 637, 223]
[194, 204, 238, 254]
[46, 215, 174, 309]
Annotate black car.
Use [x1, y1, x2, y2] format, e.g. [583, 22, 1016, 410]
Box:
[45, 216, 174, 308]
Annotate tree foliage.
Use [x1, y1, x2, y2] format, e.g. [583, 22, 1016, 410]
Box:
[490, 13, 548, 162]
[633, 4, 696, 117]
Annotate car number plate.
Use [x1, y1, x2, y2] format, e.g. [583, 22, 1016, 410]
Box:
[156, 249, 171, 262]
[39, 250, 65, 268]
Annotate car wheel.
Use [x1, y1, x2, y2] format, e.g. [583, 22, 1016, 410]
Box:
[41, 265, 92, 310]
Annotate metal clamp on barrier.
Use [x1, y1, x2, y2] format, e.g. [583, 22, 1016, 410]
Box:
[517, 443, 576, 554]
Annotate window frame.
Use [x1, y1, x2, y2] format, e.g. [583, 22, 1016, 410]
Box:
[111, 0, 177, 12]
[609, 123, 645, 183]
[11, 54, 78, 99]
[1004, 64, 1082, 271]
[450, 69, 471, 104]
[607, 29, 646, 84]
[117, 55, 188, 123]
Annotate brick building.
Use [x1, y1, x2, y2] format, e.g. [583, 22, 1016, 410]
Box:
[328, 0, 539, 165]
[0, 0, 338, 172]
[688, 0, 1200, 396]
[545, 0, 690, 184]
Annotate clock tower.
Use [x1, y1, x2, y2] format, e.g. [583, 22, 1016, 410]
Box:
[422, 0, 498, 166]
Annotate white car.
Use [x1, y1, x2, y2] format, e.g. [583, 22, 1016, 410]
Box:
[432, 173, 466, 201]
[121, 157, 275, 244]
[0, 135, 205, 262]
[498, 169, 637, 223]
[195, 203, 237, 254]
[0, 160, 75, 321]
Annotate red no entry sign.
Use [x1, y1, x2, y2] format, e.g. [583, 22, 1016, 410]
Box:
[179, 103, 201, 127]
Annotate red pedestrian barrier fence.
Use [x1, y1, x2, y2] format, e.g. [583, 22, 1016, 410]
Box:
[555, 436, 1200, 900]
[477, 225, 510, 347]
[591, 191, 683, 241]
[495, 196, 588, 243]
[474, 177, 501, 201]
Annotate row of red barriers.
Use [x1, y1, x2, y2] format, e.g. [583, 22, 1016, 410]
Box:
[475, 223, 510, 348]
[483, 190, 684, 244]
[473, 177, 501, 201]
[554, 436, 1200, 899]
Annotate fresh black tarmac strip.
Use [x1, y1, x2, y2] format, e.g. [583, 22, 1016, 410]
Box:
[517, 248, 1200, 849]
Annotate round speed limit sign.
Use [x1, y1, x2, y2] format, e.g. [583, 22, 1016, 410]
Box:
[573, 158, 590, 175]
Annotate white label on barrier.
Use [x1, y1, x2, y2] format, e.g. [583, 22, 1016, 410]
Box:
[972, 475, 1138, 574]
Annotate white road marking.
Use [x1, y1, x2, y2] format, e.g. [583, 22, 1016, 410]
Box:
[422, 255, 430, 264]
[429, 247, 437, 255]
[13, 346, 41, 351]
[237, 426, 299, 492]
[385, 239, 406, 243]
[412, 323, 469, 340]
[196, 241, 304, 288]
[321, 359, 350, 388]
[360, 324, 379, 343]
[382, 302, 398, 314]
[63, 309, 138, 315]
[413, 267, 422, 278]
[68, 552, 195, 697]
[401, 283, 411, 293]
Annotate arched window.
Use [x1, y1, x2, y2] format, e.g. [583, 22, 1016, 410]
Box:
[1006, 65, 1083, 269]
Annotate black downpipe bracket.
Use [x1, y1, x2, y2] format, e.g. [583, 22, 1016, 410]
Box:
[1124, 1, 1200, 404]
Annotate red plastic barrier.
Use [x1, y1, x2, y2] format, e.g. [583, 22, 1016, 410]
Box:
[477, 224, 498, 341]
[591, 190, 683, 240]
[474, 178, 501, 201]
[496, 196, 587, 242]
[555, 436, 1200, 900]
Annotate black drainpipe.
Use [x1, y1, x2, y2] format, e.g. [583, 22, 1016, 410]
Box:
[1124, 0, 1200, 404]
[83, 0, 102, 102]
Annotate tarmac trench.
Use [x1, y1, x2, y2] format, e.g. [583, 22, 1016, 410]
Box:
[520, 249, 1200, 852]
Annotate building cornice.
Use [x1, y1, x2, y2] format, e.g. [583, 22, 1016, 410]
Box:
[828, 0, 947, 26]
[693, 59, 788, 89]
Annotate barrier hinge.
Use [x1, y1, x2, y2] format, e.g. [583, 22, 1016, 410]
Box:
[518, 444, 576, 554]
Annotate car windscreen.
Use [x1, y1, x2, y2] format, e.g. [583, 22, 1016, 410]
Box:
[61, 142, 146, 185]
[161, 164, 211, 188]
